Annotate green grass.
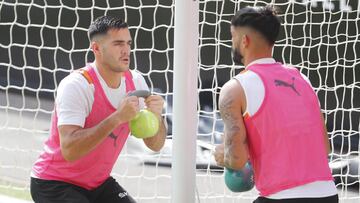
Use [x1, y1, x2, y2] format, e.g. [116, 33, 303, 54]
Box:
[0, 185, 32, 201]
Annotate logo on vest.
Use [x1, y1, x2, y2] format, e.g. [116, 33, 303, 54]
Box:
[108, 132, 119, 147]
[274, 77, 301, 96]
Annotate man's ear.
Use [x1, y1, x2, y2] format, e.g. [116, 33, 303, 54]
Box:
[242, 34, 250, 48]
[91, 41, 101, 55]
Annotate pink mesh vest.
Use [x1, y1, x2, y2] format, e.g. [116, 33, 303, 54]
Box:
[32, 65, 135, 189]
[244, 63, 333, 196]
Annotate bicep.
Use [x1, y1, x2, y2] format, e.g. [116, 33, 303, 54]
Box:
[59, 125, 82, 136]
[58, 125, 82, 145]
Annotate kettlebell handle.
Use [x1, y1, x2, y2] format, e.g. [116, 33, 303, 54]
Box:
[127, 90, 151, 98]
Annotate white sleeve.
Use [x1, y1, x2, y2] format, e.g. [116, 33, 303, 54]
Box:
[131, 70, 150, 109]
[56, 73, 94, 128]
[300, 73, 312, 87]
[300, 72, 322, 107]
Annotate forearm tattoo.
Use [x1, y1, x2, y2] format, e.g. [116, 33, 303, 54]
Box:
[219, 96, 242, 164]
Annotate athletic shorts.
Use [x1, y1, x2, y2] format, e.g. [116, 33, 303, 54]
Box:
[253, 194, 338, 203]
[30, 177, 136, 203]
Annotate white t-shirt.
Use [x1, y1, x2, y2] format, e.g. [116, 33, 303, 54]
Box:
[56, 63, 149, 128]
[234, 58, 337, 199]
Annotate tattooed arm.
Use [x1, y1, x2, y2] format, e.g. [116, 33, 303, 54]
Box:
[215, 79, 249, 170]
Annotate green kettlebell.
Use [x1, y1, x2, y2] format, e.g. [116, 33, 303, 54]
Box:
[224, 162, 254, 192]
[127, 90, 160, 139]
[130, 109, 159, 138]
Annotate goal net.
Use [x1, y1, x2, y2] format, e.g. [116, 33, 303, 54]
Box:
[0, 0, 359, 202]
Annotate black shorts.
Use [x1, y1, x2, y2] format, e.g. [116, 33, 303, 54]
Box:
[30, 177, 136, 203]
[254, 194, 338, 203]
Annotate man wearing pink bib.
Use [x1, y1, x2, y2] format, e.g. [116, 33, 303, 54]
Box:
[30, 16, 167, 203]
[214, 6, 338, 203]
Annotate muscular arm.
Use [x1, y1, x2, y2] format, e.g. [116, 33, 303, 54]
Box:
[59, 96, 139, 162]
[142, 95, 167, 152]
[59, 112, 124, 162]
[219, 79, 249, 170]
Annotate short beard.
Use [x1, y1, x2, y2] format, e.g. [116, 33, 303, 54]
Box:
[231, 48, 243, 65]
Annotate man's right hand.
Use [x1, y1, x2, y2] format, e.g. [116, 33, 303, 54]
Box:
[214, 143, 225, 167]
[115, 96, 139, 123]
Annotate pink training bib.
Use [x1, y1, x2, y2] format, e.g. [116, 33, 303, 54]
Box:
[244, 63, 333, 196]
[32, 65, 136, 189]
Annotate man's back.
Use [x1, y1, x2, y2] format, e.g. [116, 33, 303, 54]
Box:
[242, 63, 333, 196]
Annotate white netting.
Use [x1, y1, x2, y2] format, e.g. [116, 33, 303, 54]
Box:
[0, 0, 359, 202]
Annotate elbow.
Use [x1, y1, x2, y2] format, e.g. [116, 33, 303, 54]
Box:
[59, 128, 82, 162]
[148, 142, 164, 152]
[62, 154, 75, 162]
[60, 143, 77, 162]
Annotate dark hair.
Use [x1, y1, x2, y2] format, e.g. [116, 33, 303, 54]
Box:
[231, 6, 281, 45]
[88, 16, 128, 41]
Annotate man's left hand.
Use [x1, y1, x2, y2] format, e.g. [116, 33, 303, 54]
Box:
[145, 95, 164, 118]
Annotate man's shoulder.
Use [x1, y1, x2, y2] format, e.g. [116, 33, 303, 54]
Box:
[235, 69, 260, 83]
[128, 69, 145, 80]
[58, 70, 94, 93]
[222, 78, 244, 95]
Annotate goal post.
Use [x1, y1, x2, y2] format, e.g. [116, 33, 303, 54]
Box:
[172, 0, 199, 203]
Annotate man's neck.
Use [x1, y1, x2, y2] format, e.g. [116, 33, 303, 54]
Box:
[244, 52, 273, 67]
[94, 61, 122, 89]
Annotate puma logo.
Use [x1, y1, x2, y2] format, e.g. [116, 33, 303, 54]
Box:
[108, 132, 118, 147]
[108, 128, 126, 147]
[274, 77, 300, 96]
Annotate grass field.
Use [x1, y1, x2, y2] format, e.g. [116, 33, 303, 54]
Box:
[0, 185, 31, 201]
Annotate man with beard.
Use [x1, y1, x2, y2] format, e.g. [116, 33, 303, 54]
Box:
[213, 6, 338, 203]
